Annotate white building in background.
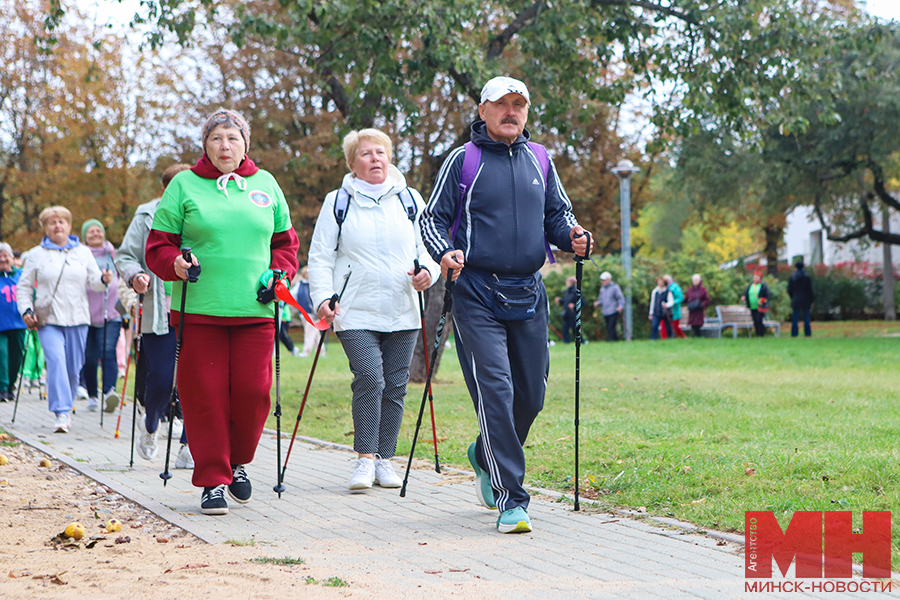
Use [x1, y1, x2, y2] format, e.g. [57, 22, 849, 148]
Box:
[782, 206, 898, 266]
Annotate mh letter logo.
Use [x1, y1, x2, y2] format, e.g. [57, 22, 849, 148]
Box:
[745, 511, 891, 578]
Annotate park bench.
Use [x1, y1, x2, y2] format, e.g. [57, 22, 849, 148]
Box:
[679, 307, 724, 337]
[715, 305, 781, 338]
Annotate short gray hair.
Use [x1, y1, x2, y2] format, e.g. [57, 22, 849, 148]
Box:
[0, 243, 12, 257]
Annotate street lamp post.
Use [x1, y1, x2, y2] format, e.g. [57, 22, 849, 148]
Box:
[612, 159, 639, 341]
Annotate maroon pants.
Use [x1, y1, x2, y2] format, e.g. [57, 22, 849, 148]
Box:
[671, 318, 686, 339]
[177, 321, 273, 488]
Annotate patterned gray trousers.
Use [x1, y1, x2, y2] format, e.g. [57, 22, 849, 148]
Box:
[335, 329, 419, 458]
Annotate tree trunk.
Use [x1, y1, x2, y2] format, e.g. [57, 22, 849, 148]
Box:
[409, 275, 453, 383]
[763, 223, 782, 277]
[883, 204, 896, 321]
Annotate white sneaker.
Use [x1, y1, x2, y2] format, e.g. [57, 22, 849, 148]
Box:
[136, 416, 158, 460]
[174, 444, 194, 469]
[103, 391, 119, 413]
[86, 397, 100, 412]
[348, 457, 375, 491]
[374, 457, 402, 488]
[76, 386, 89, 401]
[160, 417, 183, 439]
[291, 347, 301, 357]
[54, 413, 69, 433]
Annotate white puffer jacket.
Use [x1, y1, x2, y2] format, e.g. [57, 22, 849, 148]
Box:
[18, 243, 106, 327]
[308, 165, 439, 333]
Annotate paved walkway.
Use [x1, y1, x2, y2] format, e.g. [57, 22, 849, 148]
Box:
[0, 388, 890, 599]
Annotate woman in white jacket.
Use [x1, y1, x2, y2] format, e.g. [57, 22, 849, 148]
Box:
[308, 129, 439, 491]
[19, 206, 111, 432]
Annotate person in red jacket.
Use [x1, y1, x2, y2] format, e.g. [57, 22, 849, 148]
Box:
[146, 109, 299, 515]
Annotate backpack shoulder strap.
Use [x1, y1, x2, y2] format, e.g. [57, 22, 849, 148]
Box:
[526, 142, 557, 264]
[332, 187, 351, 251]
[452, 142, 480, 242]
[397, 187, 418, 222]
[526, 141, 551, 185]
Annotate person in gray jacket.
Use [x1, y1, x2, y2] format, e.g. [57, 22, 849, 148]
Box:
[421, 76, 591, 534]
[594, 271, 624, 341]
[19, 206, 112, 433]
[115, 163, 193, 469]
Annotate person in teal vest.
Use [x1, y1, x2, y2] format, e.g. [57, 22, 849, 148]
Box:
[664, 274, 686, 339]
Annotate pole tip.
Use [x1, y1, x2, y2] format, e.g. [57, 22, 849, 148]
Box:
[273, 484, 285, 495]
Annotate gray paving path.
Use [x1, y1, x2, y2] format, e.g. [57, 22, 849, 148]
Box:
[1, 389, 893, 599]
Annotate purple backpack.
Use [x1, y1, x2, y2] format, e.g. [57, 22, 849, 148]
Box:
[450, 141, 556, 264]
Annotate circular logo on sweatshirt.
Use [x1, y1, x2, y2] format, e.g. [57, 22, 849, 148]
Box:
[248, 190, 272, 207]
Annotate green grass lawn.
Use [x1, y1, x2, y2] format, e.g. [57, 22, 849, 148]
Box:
[264, 326, 900, 558]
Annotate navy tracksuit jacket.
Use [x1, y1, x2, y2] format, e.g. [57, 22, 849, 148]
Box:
[420, 120, 579, 511]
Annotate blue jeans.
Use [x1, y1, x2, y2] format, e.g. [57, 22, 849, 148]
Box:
[38, 325, 88, 415]
[791, 308, 811, 337]
[650, 314, 672, 340]
[141, 327, 185, 443]
[83, 320, 121, 397]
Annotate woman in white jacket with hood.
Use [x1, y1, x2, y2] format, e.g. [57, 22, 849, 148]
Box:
[19, 206, 111, 433]
[308, 129, 439, 491]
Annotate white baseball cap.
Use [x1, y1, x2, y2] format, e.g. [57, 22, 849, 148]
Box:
[480, 76, 530, 105]
[600, 271, 612, 281]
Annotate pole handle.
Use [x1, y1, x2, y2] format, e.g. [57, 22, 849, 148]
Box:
[182, 247, 201, 282]
[573, 231, 591, 261]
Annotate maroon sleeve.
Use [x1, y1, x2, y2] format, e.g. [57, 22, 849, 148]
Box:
[270, 228, 300, 281]
[146, 230, 184, 282]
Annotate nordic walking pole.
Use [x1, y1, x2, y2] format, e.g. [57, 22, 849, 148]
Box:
[116, 293, 142, 439]
[573, 231, 591, 512]
[11, 330, 30, 424]
[400, 267, 455, 498]
[161, 248, 200, 486]
[413, 259, 441, 473]
[100, 285, 109, 428]
[269, 270, 287, 498]
[129, 295, 143, 466]
[279, 271, 351, 487]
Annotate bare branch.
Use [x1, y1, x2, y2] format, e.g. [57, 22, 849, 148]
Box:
[815, 192, 900, 245]
[869, 161, 900, 212]
[487, 1, 546, 60]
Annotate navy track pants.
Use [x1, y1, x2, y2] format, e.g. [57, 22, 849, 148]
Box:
[451, 269, 549, 512]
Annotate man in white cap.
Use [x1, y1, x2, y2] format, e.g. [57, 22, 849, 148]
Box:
[421, 75, 592, 534]
[594, 271, 625, 341]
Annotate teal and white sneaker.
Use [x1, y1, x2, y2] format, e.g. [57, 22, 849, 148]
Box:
[497, 506, 532, 534]
[467, 442, 496, 509]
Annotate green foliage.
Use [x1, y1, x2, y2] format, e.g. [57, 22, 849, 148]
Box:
[116, 0, 852, 142]
[764, 22, 900, 246]
[809, 264, 896, 320]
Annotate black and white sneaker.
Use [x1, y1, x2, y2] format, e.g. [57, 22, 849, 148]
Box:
[228, 464, 252, 504]
[200, 485, 228, 515]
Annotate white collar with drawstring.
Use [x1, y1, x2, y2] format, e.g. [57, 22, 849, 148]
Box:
[216, 172, 247, 198]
